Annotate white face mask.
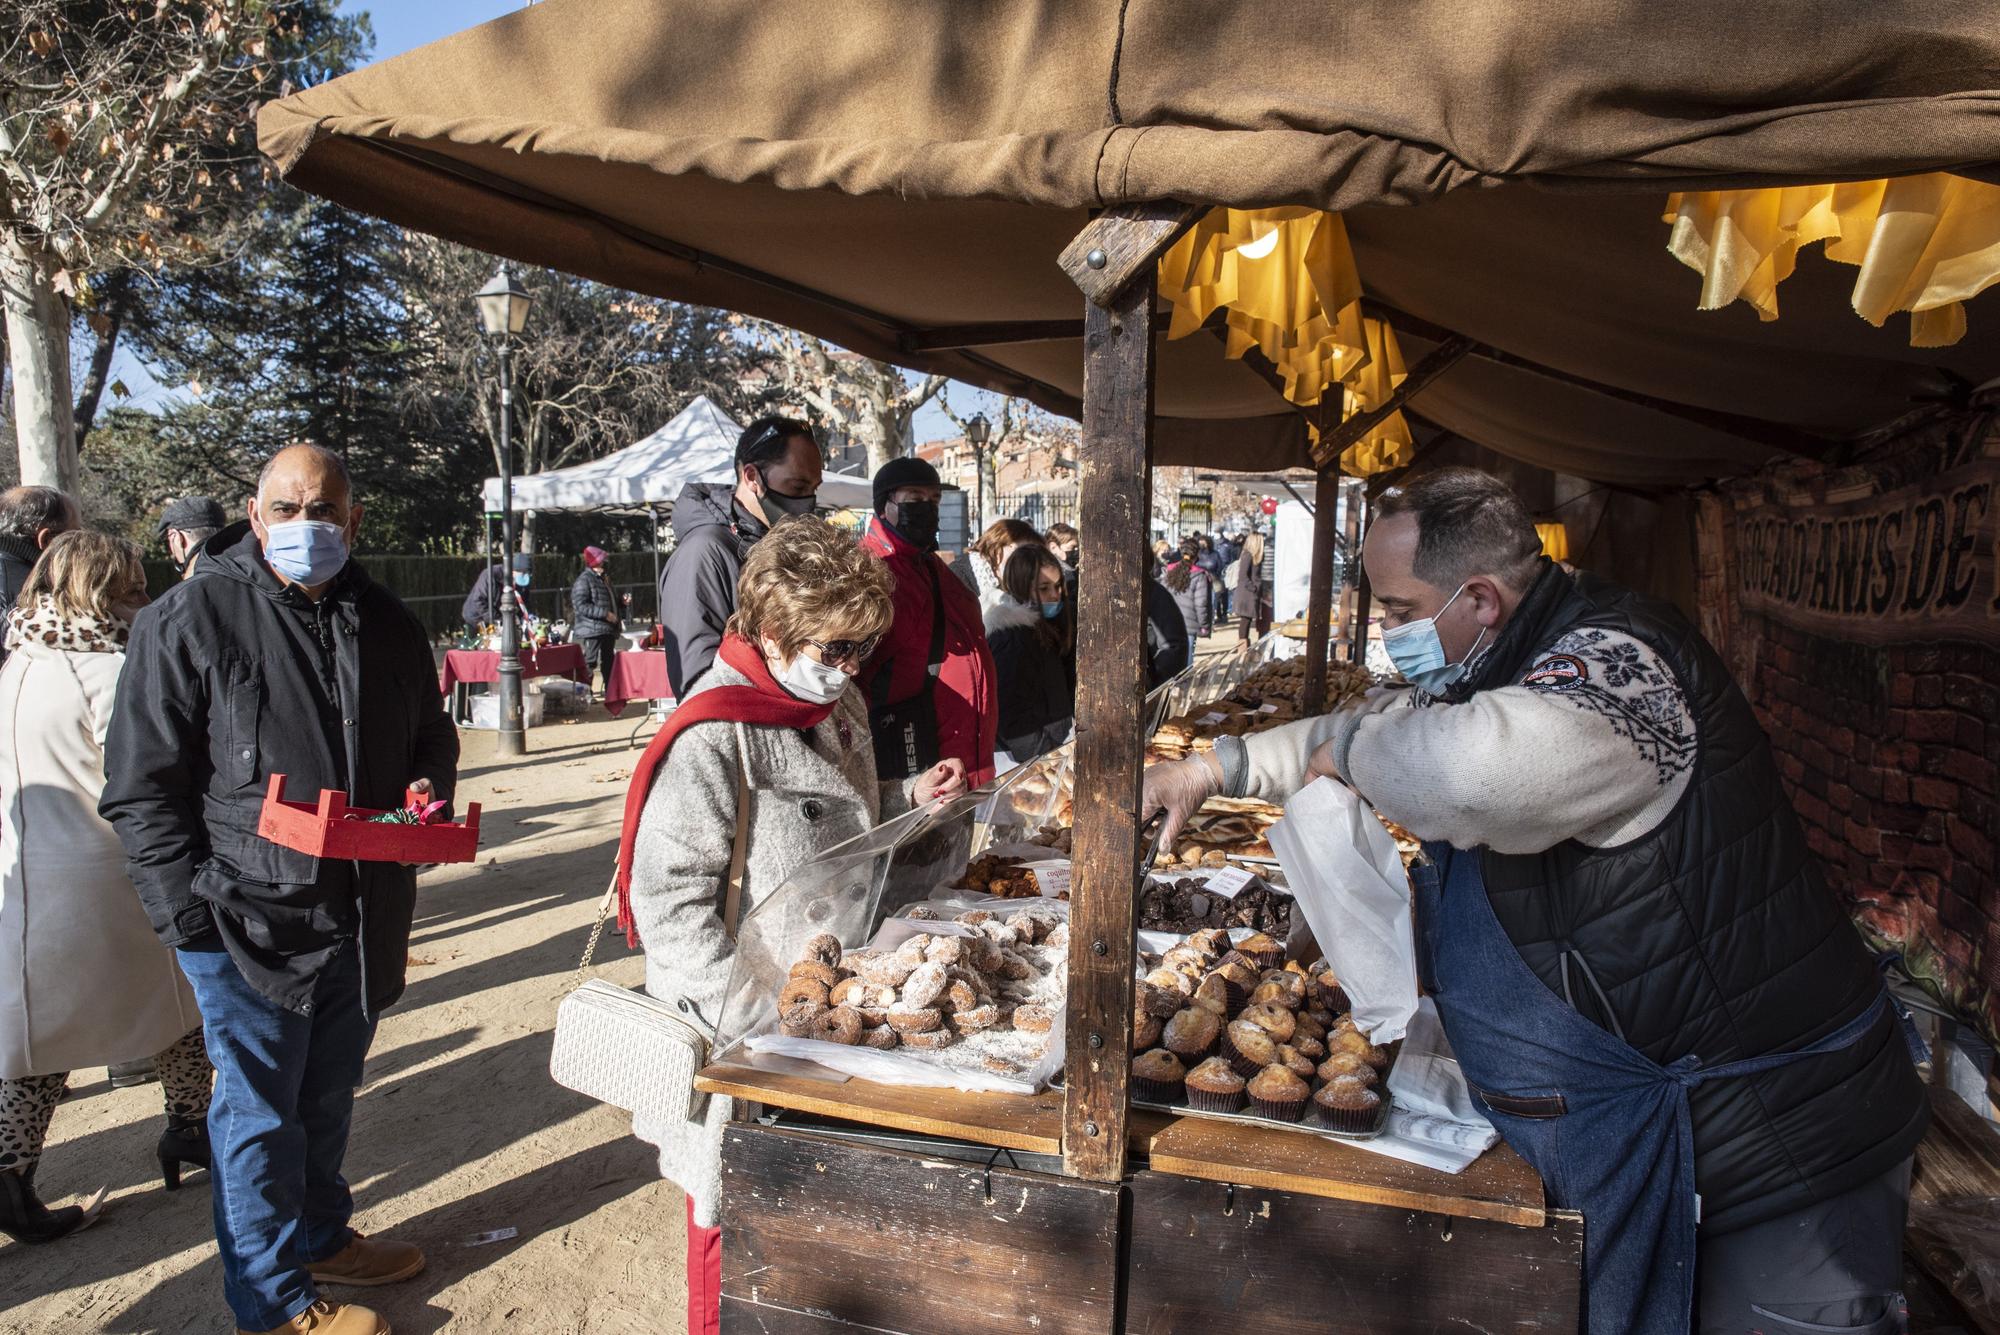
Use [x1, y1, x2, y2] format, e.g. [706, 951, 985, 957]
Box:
[776, 652, 849, 704]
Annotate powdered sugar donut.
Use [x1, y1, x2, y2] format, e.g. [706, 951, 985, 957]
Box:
[902, 961, 949, 1009]
[829, 977, 869, 1008]
[924, 935, 966, 966]
[1011, 1004, 1055, 1034]
[861, 1025, 900, 1050]
[788, 959, 839, 987]
[886, 1003, 943, 1034]
[779, 978, 830, 1012]
[952, 1003, 1000, 1033]
[802, 933, 843, 968]
[807, 1005, 864, 1045]
[900, 1026, 955, 1050]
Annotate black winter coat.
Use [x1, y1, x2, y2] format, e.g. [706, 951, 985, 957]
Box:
[569, 566, 620, 639]
[984, 600, 1075, 763]
[1465, 564, 1928, 1234]
[1144, 579, 1190, 688]
[0, 534, 36, 670]
[658, 482, 767, 697]
[461, 564, 527, 627]
[100, 525, 460, 1017]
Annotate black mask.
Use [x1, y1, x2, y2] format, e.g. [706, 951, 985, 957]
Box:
[760, 488, 818, 522]
[1061, 546, 1079, 569]
[885, 500, 940, 552]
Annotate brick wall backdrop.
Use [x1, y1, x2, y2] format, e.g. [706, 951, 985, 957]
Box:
[1696, 412, 2000, 1043]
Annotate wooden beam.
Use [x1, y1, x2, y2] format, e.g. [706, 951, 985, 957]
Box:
[1311, 335, 1474, 465]
[898, 319, 1090, 353]
[1060, 202, 1203, 307]
[1358, 298, 1845, 462]
[1299, 465, 1343, 714]
[1349, 504, 1373, 664]
[1063, 269, 1155, 1181]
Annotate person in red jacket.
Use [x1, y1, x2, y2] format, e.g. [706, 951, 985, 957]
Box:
[860, 458, 998, 790]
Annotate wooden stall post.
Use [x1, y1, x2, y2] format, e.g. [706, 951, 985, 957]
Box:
[1058, 203, 1196, 1181]
[1300, 464, 1342, 715]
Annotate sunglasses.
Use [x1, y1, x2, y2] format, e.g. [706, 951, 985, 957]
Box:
[803, 635, 879, 666]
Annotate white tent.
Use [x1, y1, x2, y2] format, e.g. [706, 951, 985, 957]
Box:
[479, 394, 874, 514]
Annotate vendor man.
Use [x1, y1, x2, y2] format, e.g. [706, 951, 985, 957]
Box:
[1143, 467, 1926, 1335]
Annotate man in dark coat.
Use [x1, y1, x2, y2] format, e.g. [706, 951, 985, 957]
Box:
[656, 415, 822, 697]
[461, 550, 532, 627]
[0, 485, 78, 668]
[160, 494, 228, 581]
[101, 445, 458, 1335]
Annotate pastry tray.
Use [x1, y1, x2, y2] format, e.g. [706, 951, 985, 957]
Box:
[1133, 1087, 1391, 1141]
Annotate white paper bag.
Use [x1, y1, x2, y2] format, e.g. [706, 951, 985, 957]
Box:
[1386, 998, 1493, 1128]
[1268, 777, 1418, 1043]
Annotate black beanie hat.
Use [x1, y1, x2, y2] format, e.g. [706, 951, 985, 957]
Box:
[872, 456, 943, 513]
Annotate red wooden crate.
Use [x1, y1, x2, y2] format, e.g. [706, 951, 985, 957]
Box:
[257, 774, 481, 864]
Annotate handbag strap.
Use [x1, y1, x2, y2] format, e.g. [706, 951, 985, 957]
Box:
[572, 721, 752, 989]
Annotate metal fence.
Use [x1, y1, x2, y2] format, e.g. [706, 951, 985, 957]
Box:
[991, 491, 1077, 533]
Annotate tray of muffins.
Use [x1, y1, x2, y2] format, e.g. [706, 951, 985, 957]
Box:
[1127, 927, 1392, 1139]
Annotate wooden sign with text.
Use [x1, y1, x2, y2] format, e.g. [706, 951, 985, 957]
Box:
[1736, 460, 1998, 647]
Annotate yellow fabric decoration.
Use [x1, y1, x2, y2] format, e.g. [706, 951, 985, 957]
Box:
[1158, 206, 1415, 473]
[1534, 522, 1570, 564]
[1663, 174, 2000, 347]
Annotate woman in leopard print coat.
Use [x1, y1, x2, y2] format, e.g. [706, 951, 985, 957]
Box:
[0, 531, 210, 1244]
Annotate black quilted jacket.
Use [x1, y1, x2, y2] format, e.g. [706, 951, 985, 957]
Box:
[1467, 564, 1927, 1234]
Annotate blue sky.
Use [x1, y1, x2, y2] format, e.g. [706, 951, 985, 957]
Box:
[110, 0, 979, 442]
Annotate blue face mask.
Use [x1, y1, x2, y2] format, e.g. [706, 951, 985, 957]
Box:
[262, 520, 350, 587]
[513, 572, 531, 588]
[1040, 601, 1064, 621]
[1380, 581, 1487, 694]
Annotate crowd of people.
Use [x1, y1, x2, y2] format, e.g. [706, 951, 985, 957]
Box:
[0, 425, 1263, 1333]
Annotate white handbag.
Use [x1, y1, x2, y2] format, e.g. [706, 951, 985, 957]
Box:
[549, 738, 750, 1120]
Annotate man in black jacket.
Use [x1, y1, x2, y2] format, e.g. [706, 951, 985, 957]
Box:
[1143, 468, 1927, 1334]
[657, 415, 821, 697]
[0, 484, 78, 668]
[460, 550, 532, 627]
[102, 445, 457, 1335]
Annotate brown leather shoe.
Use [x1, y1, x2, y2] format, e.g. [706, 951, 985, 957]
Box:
[237, 1299, 390, 1334]
[308, 1231, 427, 1287]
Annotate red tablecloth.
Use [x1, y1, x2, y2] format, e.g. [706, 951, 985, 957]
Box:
[439, 644, 590, 695]
[604, 649, 675, 718]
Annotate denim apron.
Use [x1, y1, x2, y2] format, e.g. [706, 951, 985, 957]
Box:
[1412, 841, 1895, 1334]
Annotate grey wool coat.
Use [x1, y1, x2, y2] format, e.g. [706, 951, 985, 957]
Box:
[626, 658, 907, 1226]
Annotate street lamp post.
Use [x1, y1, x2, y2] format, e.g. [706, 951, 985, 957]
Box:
[966, 412, 991, 532]
[475, 261, 534, 757]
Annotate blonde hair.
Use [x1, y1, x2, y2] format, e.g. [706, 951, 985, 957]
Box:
[727, 516, 894, 656]
[19, 529, 145, 621]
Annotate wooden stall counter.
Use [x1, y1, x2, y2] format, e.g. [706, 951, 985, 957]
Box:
[699, 1060, 1545, 1224]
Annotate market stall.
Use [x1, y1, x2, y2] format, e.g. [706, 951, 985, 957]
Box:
[258, 2, 2000, 1329]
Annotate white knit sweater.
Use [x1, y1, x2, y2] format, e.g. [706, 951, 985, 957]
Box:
[1229, 627, 1698, 854]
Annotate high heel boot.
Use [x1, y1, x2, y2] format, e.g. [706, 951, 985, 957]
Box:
[158, 1116, 210, 1191]
[0, 1167, 91, 1245]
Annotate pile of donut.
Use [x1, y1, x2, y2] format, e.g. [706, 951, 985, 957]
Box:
[775, 908, 1068, 1054]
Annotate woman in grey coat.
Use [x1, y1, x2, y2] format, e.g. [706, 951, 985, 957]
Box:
[620, 517, 965, 1335]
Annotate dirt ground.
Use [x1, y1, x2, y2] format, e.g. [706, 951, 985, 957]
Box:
[0, 710, 684, 1334]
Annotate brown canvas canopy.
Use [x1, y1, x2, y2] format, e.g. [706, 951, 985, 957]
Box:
[258, 0, 2000, 485]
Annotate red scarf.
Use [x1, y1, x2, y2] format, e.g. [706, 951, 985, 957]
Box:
[613, 633, 838, 946]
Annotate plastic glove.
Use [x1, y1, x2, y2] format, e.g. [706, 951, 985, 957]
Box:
[914, 757, 968, 806]
[1141, 753, 1221, 850]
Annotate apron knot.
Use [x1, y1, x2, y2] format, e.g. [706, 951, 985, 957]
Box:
[1666, 1053, 1704, 1088]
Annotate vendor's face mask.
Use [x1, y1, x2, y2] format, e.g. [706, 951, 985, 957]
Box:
[1381, 581, 1487, 694]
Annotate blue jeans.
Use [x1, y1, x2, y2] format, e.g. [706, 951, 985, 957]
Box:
[177, 938, 376, 1330]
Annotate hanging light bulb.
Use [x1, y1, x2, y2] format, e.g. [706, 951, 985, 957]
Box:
[1235, 226, 1283, 260]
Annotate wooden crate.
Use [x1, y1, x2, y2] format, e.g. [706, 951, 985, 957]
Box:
[720, 1123, 1122, 1334]
[1124, 1169, 1584, 1334]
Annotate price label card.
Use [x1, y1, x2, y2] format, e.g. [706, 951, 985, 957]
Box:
[1031, 865, 1072, 898]
[1202, 866, 1258, 898]
[1257, 703, 1281, 714]
[1197, 711, 1230, 726]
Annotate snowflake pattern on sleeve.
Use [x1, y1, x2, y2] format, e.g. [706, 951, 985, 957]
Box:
[1519, 628, 1695, 784]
